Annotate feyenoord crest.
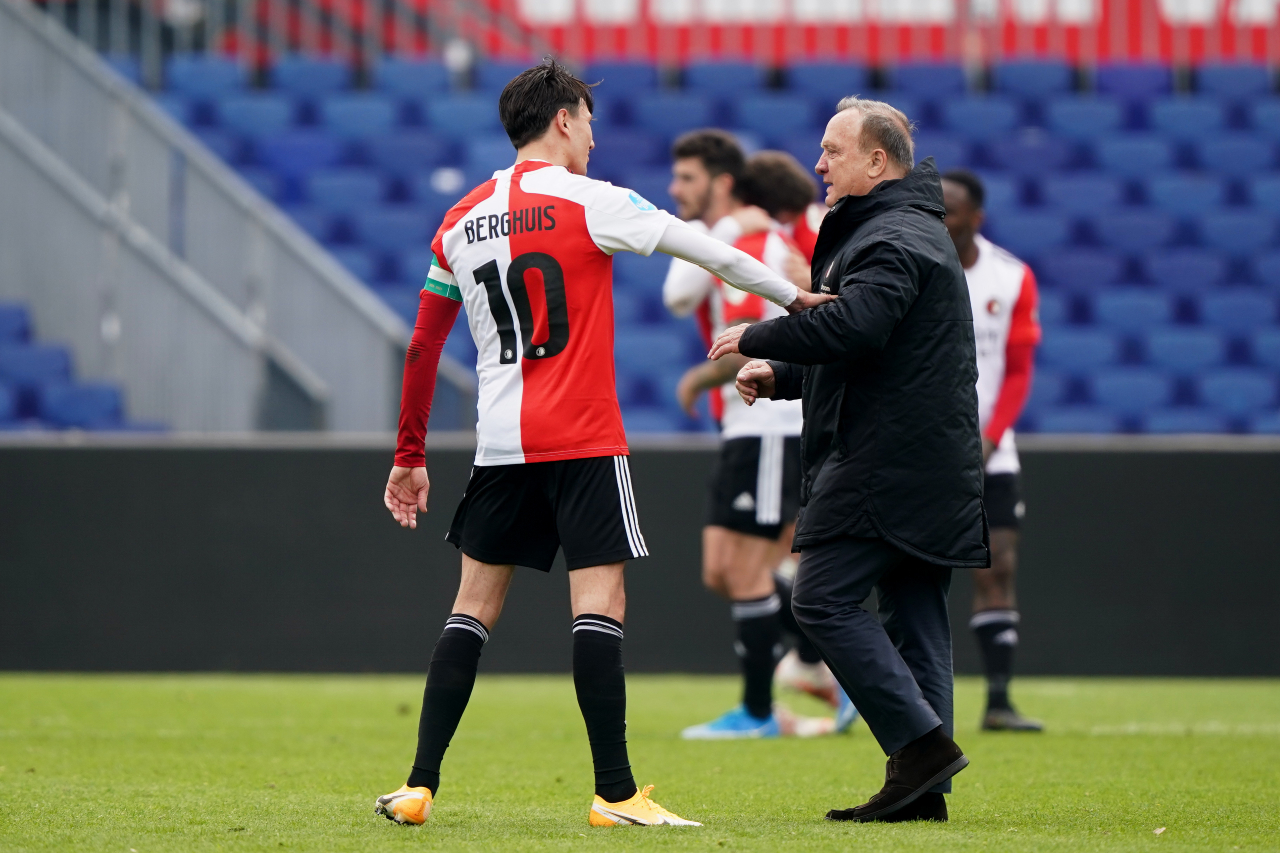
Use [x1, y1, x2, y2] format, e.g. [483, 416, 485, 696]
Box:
[986, 298, 1002, 316]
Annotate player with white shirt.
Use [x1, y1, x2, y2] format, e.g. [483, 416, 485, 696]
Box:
[375, 62, 830, 830]
[941, 169, 1044, 733]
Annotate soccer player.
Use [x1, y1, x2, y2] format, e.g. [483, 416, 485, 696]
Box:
[376, 60, 829, 828]
[941, 169, 1044, 732]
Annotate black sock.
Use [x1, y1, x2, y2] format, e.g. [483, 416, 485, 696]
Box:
[732, 593, 783, 720]
[971, 610, 1019, 711]
[572, 614, 637, 804]
[406, 613, 488, 794]
[774, 573, 824, 664]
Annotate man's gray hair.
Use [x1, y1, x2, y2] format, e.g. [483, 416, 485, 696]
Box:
[835, 96, 916, 172]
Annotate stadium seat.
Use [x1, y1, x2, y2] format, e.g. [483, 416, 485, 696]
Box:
[475, 61, 531, 92]
[194, 129, 242, 163]
[976, 173, 1020, 213]
[1144, 249, 1226, 291]
[1194, 136, 1275, 175]
[36, 383, 123, 429]
[0, 383, 16, 423]
[1199, 211, 1275, 255]
[216, 94, 295, 138]
[329, 247, 378, 282]
[1254, 249, 1280, 289]
[351, 207, 434, 252]
[912, 133, 970, 172]
[1144, 327, 1227, 370]
[280, 206, 336, 242]
[1089, 368, 1174, 414]
[1092, 210, 1175, 253]
[271, 55, 351, 98]
[305, 168, 386, 212]
[1034, 249, 1125, 289]
[612, 292, 648, 327]
[615, 329, 693, 369]
[153, 94, 191, 125]
[236, 166, 282, 201]
[465, 136, 516, 175]
[632, 94, 714, 139]
[992, 60, 1073, 99]
[779, 132, 824, 173]
[1024, 368, 1068, 410]
[373, 58, 451, 98]
[1144, 174, 1226, 216]
[1141, 408, 1230, 433]
[424, 96, 503, 139]
[1249, 98, 1280, 139]
[165, 55, 247, 99]
[887, 63, 967, 98]
[1092, 289, 1175, 330]
[0, 344, 72, 390]
[1245, 175, 1280, 213]
[588, 130, 665, 181]
[374, 285, 423, 327]
[366, 132, 456, 175]
[618, 169, 676, 214]
[1096, 63, 1173, 99]
[1247, 411, 1280, 433]
[318, 95, 397, 141]
[1034, 406, 1121, 433]
[586, 62, 660, 93]
[987, 130, 1073, 174]
[1198, 368, 1276, 415]
[1045, 97, 1125, 140]
[1038, 292, 1069, 325]
[0, 304, 31, 343]
[984, 211, 1071, 258]
[686, 62, 769, 94]
[1198, 290, 1278, 331]
[733, 95, 817, 140]
[622, 407, 687, 433]
[1148, 97, 1227, 141]
[1197, 62, 1272, 100]
[1038, 329, 1121, 370]
[939, 97, 1020, 141]
[255, 132, 343, 178]
[1252, 328, 1280, 367]
[1040, 173, 1124, 214]
[785, 63, 871, 105]
[1093, 135, 1174, 176]
[613, 249, 666, 288]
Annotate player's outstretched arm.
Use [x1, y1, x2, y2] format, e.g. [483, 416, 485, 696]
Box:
[385, 465, 430, 529]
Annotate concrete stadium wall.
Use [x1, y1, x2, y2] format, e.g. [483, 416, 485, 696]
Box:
[2, 436, 1278, 676]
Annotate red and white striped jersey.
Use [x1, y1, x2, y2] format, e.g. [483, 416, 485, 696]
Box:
[431, 159, 676, 466]
[787, 203, 826, 264]
[965, 234, 1042, 475]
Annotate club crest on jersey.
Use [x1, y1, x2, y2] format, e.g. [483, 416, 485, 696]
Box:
[986, 298, 1002, 316]
[465, 205, 556, 244]
[628, 191, 656, 211]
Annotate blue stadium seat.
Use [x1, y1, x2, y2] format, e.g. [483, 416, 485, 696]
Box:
[1038, 329, 1121, 370]
[615, 329, 693, 369]
[1034, 249, 1125, 289]
[1025, 368, 1068, 410]
[0, 304, 31, 343]
[397, 246, 439, 287]
[887, 63, 967, 98]
[103, 54, 141, 85]
[367, 132, 455, 175]
[373, 58, 450, 98]
[588, 129, 665, 181]
[305, 168, 386, 212]
[424, 96, 503, 139]
[1092, 289, 1175, 330]
[318, 95, 397, 141]
[0, 383, 16, 423]
[984, 212, 1070, 258]
[1092, 210, 1175, 253]
[1254, 249, 1280, 289]
[281, 206, 336, 242]
[1034, 406, 1121, 433]
[0, 344, 72, 390]
[1199, 211, 1275, 255]
[1046, 97, 1124, 140]
[165, 55, 247, 99]
[622, 407, 687, 433]
[1089, 368, 1173, 414]
[351, 207, 434, 252]
[786, 62, 871, 105]
[939, 97, 1020, 141]
[614, 169, 673, 214]
[408, 167, 472, 214]
[1038, 292, 1069, 325]
[216, 94, 295, 138]
[1253, 328, 1280, 367]
[1194, 135, 1275, 175]
[1145, 174, 1226, 216]
[987, 130, 1072, 175]
[1247, 411, 1280, 433]
[1148, 97, 1227, 141]
[976, 173, 1020, 213]
[465, 136, 515, 175]
[613, 248, 666, 288]
[329, 247, 378, 282]
[1199, 368, 1276, 415]
[733, 95, 817, 140]
[1249, 98, 1280, 139]
[992, 60, 1073, 99]
[1096, 63, 1173, 99]
[154, 94, 192, 125]
[1144, 327, 1227, 370]
[271, 55, 350, 98]
[373, 284, 423, 327]
[913, 133, 970, 172]
[1141, 409, 1230, 433]
[255, 132, 343, 178]
[586, 62, 660, 93]
[37, 383, 123, 429]
[686, 62, 768, 94]
[1144, 249, 1226, 291]
[1246, 175, 1280, 213]
[880, 94, 923, 124]
[474, 61, 531, 92]
[1198, 62, 1272, 99]
[194, 129, 242, 163]
[632, 94, 714, 139]
[1198, 290, 1278, 331]
[612, 292, 647, 327]
[1093, 135, 1174, 176]
[1040, 173, 1123, 214]
[236, 166, 282, 201]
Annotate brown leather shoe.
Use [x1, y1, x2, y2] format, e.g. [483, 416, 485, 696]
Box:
[825, 726, 967, 823]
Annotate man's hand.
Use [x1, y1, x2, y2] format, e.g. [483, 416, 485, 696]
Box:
[385, 465, 429, 529]
[735, 360, 776, 406]
[731, 205, 773, 235]
[785, 288, 836, 314]
[675, 366, 703, 416]
[708, 323, 748, 360]
[982, 437, 996, 464]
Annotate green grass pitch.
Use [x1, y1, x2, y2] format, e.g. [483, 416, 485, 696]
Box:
[1, 675, 1277, 851]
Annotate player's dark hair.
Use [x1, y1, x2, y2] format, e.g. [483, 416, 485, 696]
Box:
[942, 169, 986, 210]
[740, 151, 818, 217]
[498, 58, 596, 150]
[671, 129, 746, 188]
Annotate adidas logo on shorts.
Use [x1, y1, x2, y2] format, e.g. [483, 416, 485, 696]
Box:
[732, 491, 755, 512]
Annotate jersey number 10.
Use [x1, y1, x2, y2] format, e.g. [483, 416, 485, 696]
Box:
[474, 253, 570, 365]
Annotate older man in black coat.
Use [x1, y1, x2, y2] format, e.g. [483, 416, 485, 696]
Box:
[709, 98, 988, 824]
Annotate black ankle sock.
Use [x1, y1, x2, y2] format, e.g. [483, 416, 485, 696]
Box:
[732, 594, 783, 720]
[774, 573, 823, 664]
[406, 613, 488, 794]
[572, 614, 637, 804]
[971, 610, 1019, 712]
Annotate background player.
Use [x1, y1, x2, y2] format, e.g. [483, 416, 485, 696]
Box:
[376, 60, 829, 829]
[941, 169, 1044, 733]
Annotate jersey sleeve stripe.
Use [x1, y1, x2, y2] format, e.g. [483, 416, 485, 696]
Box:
[424, 254, 462, 301]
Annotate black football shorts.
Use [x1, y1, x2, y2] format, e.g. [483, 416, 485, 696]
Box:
[984, 472, 1025, 530]
[707, 435, 802, 540]
[446, 455, 648, 571]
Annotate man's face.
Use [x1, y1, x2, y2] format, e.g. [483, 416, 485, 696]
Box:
[669, 157, 715, 222]
[941, 179, 983, 249]
[563, 99, 595, 176]
[815, 111, 878, 206]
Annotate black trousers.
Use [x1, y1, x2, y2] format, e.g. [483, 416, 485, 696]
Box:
[791, 536, 954, 793]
